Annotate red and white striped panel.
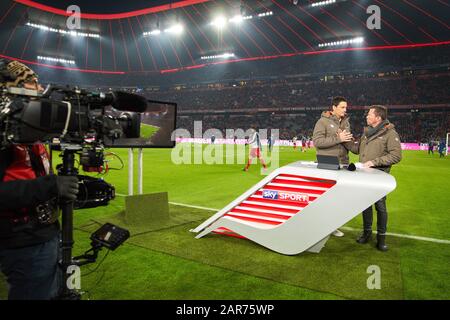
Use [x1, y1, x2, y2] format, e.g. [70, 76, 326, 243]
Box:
[213, 174, 336, 238]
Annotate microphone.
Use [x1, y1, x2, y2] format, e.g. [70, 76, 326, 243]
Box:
[110, 91, 148, 113]
[39, 86, 148, 113]
[347, 163, 356, 171]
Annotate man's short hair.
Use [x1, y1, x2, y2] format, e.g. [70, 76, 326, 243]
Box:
[331, 96, 347, 108]
[370, 105, 387, 120]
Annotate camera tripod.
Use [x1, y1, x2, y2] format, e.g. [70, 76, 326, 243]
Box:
[55, 145, 129, 300]
[57, 146, 101, 300]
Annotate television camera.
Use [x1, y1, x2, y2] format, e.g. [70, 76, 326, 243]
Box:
[0, 83, 165, 299]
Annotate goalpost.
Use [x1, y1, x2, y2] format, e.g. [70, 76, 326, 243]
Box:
[447, 133, 450, 156]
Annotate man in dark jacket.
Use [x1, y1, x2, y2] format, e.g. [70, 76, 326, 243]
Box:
[0, 59, 79, 299]
[354, 105, 402, 251]
[313, 96, 355, 165]
[313, 96, 355, 237]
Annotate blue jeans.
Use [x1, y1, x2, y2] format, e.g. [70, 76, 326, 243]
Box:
[0, 234, 61, 300]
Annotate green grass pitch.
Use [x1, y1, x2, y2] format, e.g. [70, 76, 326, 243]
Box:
[0, 145, 449, 300]
[140, 123, 160, 139]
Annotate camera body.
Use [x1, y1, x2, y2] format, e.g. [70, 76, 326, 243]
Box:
[0, 85, 144, 147]
[0, 85, 146, 209]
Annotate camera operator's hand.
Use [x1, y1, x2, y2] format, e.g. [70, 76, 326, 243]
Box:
[56, 176, 79, 200]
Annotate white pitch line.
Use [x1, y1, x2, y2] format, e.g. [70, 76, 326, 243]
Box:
[116, 195, 219, 211]
[339, 227, 450, 244]
[168, 201, 220, 212]
[114, 194, 450, 245]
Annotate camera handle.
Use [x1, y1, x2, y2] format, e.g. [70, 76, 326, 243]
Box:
[57, 147, 81, 300]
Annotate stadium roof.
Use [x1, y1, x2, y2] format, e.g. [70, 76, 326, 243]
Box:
[13, 0, 212, 19]
[0, 0, 448, 75]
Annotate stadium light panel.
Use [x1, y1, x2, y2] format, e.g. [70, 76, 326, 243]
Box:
[37, 55, 75, 65]
[143, 29, 161, 36]
[26, 22, 100, 38]
[229, 15, 243, 24]
[211, 16, 227, 29]
[200, 52, 235, 60]
[318, 37, 364, 48]
[311, 0, 337, 7]
[164, 24, 183, 35]
[257, 11, 273, 17]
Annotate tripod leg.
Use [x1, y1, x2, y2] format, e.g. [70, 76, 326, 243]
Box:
[56, 149, 81, 300]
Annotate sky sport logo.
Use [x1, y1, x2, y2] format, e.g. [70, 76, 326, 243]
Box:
[262, 189, 309, 202]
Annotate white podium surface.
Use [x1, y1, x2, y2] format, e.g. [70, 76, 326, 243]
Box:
[191, 161, 396, 255]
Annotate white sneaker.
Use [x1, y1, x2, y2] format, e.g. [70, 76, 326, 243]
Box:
[332, 229, 345, 237]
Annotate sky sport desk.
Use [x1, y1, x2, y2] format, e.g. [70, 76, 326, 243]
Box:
[191, 161, 397, 255]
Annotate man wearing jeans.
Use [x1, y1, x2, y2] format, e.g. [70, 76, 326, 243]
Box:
[354, 105, 402, 251]
[0, 59, 79, 299]
[313, 96, 356, 237]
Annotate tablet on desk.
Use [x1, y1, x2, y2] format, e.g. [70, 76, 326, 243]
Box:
[316, 155, 340, 170]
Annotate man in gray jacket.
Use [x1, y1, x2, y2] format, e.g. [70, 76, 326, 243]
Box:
[354, 105, 402, 251]
[313, 96, 355, 237]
